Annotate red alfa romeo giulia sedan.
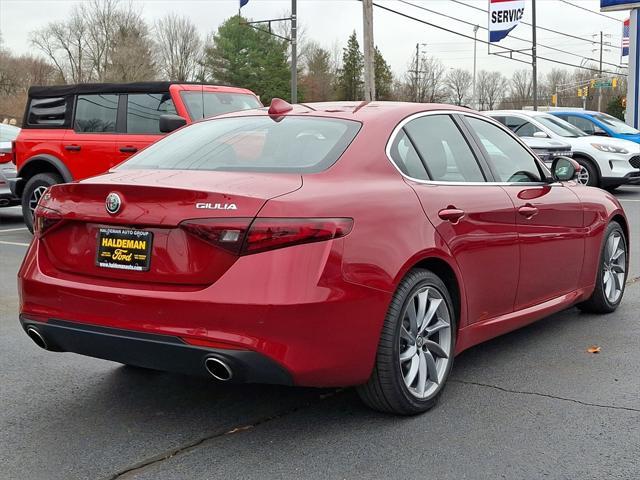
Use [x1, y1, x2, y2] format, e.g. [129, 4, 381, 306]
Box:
[19, 100, 629, 415]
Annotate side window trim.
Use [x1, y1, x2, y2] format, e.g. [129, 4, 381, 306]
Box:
[450, 114, 494, 182]
[117, 94, 127, 134]
[402, 126, 434, 180]
[458, 113, 550, 185]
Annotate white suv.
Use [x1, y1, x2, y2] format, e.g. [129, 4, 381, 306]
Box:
[487, 110, 640, 189]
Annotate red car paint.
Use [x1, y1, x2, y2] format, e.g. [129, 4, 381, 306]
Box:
[18, 102, 629, 387]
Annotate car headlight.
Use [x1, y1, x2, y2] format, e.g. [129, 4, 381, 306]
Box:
[591, 143, 629, 154]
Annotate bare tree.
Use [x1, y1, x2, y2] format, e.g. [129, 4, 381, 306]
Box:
[445, 68, 472, 106]
[31, 9, 90, 83]
[154, 14, 202, 81]
[507, 69, 532, 109]
[476, 70, 507, 110]
[402, 55, 446, 103]
[30, 0, 153, 83]
[300, 41, 336, 101]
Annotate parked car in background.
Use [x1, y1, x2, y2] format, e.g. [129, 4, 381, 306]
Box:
[12, 82, 262, 231]
[488, 110, 640, 189]
[520, 136, 573, 165]
[0, 124, 20, 207]
[551, 110, 640, 145]
[19, 100, 629, 415]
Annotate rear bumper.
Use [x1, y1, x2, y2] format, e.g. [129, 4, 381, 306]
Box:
[18, 239, 391, 387]
[20, 316, 293, 385]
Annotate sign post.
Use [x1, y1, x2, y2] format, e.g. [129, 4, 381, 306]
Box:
[601, 1, 640, 127]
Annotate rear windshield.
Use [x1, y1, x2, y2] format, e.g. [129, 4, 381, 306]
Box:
[118, 116, 361, 173]
[180, 92, 262, 119]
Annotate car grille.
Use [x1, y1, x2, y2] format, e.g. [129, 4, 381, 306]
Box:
[630, 156, 640, 169]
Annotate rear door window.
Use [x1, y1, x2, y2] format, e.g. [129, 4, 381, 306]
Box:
[402, 115, 486, 182]
[74, 94, 118, 133]
[126, 93, 177, 134]
[118, 116, 361, 173]
[27, 97, 69, 127]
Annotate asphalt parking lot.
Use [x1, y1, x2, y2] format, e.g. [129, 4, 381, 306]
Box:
[1, 187, 639, 480]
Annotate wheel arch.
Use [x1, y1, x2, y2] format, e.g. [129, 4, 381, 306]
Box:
[400, 255, 464, 330]
[572, 152, 602, 178]
[611, 213, 629, 247]
[16, 155, 72, 197]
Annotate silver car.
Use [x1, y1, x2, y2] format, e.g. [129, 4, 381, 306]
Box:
[0, 124, 20, 207]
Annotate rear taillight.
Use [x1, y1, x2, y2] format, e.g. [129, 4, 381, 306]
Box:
[34, 207, 63, 237]
[180, 218, 253, 255]
[180, 218, 353, 255]
[244, 218, 352, 254]
[0, 141, 14, 164]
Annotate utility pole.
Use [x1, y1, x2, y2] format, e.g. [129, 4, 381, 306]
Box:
[291, 0, 297, 103]
[415, 43, 420, 102]
[598, 31, 604, 112]
[532, 0, 538, 111]
[362, 0, 375, 101]
[472, 25, 479, 110]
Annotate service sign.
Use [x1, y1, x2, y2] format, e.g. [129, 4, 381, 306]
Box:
[489, 0, 526, 43]
[601, 0, 640, 12]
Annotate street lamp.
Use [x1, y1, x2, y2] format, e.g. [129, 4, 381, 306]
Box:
[472, 25, 479, 110]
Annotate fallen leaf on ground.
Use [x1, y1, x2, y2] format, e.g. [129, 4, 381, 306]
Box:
[587, 345, 601, 354]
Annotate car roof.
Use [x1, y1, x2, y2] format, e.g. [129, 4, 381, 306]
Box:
[486, 110, 550, 118]
[214, 101, 474, 126]
[27, 81, 254, 98]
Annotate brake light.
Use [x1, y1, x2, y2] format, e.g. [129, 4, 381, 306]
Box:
[34, 207, 63, 237]
[0, 141, 14, 164]
[244, 218, 352, 254]
[180, 218, 353, 255]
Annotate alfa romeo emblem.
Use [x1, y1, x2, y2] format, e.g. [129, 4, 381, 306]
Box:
[105, 193, 121, 215]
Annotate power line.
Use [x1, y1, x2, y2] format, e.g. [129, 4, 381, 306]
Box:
[370, 1, 627, 77]
[557, 0, 623, 23]
[448, 0, 622, 50]
[397, 0, 624, 70]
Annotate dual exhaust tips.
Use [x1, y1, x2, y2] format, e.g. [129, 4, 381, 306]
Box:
[26, 326, 234, 382]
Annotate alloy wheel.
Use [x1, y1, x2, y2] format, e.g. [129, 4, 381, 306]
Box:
[603, 231, 626, 303]
[576, 168, 590, 185]
[399, 286, 452, 399]
[29, 186, 48, 216]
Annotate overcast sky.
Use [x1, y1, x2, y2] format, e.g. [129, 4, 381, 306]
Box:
[0, 0, 631, 79]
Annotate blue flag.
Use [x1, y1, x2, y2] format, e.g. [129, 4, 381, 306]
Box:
[240, 0, 249, 8]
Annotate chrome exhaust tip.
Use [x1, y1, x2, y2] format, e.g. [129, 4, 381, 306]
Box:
[204, 357, 233, 382]
[26, 327, 48, 350]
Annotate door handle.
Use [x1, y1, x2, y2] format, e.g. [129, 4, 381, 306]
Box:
[438, 207, 465, 223]
[64, 145, 81, 151]
[119, 146, 138, 153]
[518, 204, 539, 219]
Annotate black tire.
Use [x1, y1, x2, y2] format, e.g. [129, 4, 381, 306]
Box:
[21, 172, 62, 233]
[357, 269, 457, 415]
[574, 157, 599, 187]
[578, 221, 627, 314]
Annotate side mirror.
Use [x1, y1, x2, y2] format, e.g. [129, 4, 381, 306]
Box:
[159, 114, 187, 133]
[552, 156, 581, 182]
[533, 131, 549, 138]
[593, 130, 609, 137]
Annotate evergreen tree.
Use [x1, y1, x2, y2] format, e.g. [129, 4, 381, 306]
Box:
[374, 46, 393, 100]
[203, 15, 292, 103]
[336, 31, 363, 100]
